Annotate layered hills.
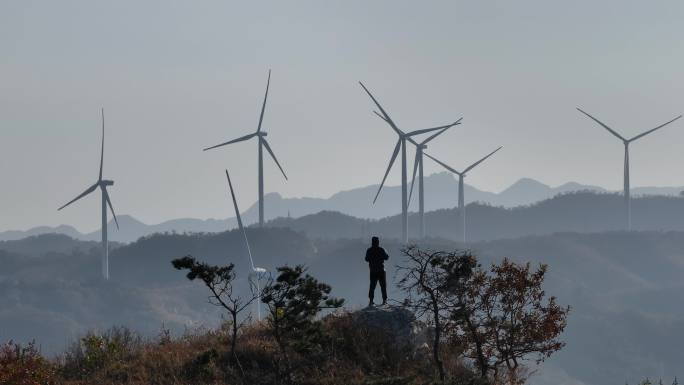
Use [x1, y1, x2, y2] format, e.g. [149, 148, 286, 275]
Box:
[3, 174, 683, 242]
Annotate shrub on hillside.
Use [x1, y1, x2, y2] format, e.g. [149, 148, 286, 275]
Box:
[0, 340, 56, 385]
[59, 326, 143, 380]
[629, 379, 679, 385]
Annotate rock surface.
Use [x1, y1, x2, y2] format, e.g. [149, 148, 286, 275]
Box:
[344, 305, 430, 350]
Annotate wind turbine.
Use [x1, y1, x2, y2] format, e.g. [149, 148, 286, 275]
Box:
[58, 108, 119, 280]
[425, 147, 502, 243]
[204, 70, 287, 227]
[407, 119, 462, 238]
[577, 108, 681, 230]
[359, 81, 461, 243]
[225, 170, 267, 321]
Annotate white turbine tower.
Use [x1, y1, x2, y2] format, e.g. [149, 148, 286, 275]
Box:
[225, 170, 267, 321]
[407, 119, 462, 238]
[204, 70, 287, 227]
[58, 108, 119, 280]
[425, 147, 502, 243]
[577, 108, 681, 230]
[360, 81, 461, 243]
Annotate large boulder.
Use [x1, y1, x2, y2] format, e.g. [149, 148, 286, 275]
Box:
[343, 305, 430, 351]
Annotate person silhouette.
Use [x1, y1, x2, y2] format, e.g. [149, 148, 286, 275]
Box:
[365, 236, 389, 307]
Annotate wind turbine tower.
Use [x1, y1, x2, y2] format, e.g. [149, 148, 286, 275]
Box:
[225, 170, 268, 321]
[204, 70, 287, 227]
[426, 147, 502, 243]
[577, 108, 681, 230]
[58, 108, 120, 280]
[360, 82, 460, 243]
[407, 119, 462, 238]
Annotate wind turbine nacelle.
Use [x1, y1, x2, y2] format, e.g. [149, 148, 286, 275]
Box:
[257, 131, 268, 137]
[101, 180, 114, 186]
[253, 267, 267, 273]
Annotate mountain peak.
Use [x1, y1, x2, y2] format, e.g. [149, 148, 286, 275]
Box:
[555, 181, 605, 193]
[425, 171, 456, 181]
[264, 192, 283, 201]
[114, 215, 147, 226]
[502, 178, 550, 193]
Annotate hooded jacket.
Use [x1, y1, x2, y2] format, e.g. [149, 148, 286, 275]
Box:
[365, 245, 389, 273]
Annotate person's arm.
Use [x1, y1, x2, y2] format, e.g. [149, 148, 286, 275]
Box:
[383, 248, 389, 261]
[365, 249, 370, 262]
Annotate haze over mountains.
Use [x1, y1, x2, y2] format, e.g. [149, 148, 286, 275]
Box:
[3, 173, 683, 242]
[3, 229, 684, 385]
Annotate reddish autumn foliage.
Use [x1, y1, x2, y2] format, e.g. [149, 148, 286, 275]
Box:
[398, 247, 569, 384]
[451, 258, 570, 384]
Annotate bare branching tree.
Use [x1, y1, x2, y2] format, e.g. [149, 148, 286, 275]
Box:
[396, 246, 477, 382]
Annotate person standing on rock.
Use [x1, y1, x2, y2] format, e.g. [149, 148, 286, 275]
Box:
[365, 236, 389, 307]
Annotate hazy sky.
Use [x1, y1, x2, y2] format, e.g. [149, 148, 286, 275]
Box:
[2, 0, 684, 232]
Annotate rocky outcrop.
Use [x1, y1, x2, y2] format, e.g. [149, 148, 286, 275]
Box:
[335, 305, 431, 352]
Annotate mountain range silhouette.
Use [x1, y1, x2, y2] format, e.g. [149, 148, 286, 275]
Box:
[2, 173, 683, 242]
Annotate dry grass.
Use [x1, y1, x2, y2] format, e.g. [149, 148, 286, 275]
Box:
[2, 314, 479, 385]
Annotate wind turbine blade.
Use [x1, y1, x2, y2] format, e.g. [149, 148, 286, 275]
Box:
[359, 82, 401, 132]
[408, 152, 420, 206]
[373, 110, 389, 124]
[421, 118, 462, 145]
[103, 188, 119, 230]
[421, 126, 450, 145]
[261, 138, 287, 180]
[99, 108, 104, 181]
[374, 110, 403, 136]
[577, 108, 626, 141]
[629, 115, 682, 142]
[58, 183, 98, 211]
[463, 146, 502, 174]
[373, 139, 401, 204]
[225, 170, 245, 231]
[406, 125, 453, 137]
[424, 153, 461, 176]
[203, 132, 257, 151]
[257, 70, 271, 133]
[226, 170, 255, 270]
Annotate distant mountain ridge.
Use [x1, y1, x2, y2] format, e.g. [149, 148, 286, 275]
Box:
[2, 173, 683, 242]
[269, 192, 684, 242]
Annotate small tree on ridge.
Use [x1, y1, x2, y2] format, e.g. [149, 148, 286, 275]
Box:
[261, 265, 344, 384]
[172, 255, 260, 363]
